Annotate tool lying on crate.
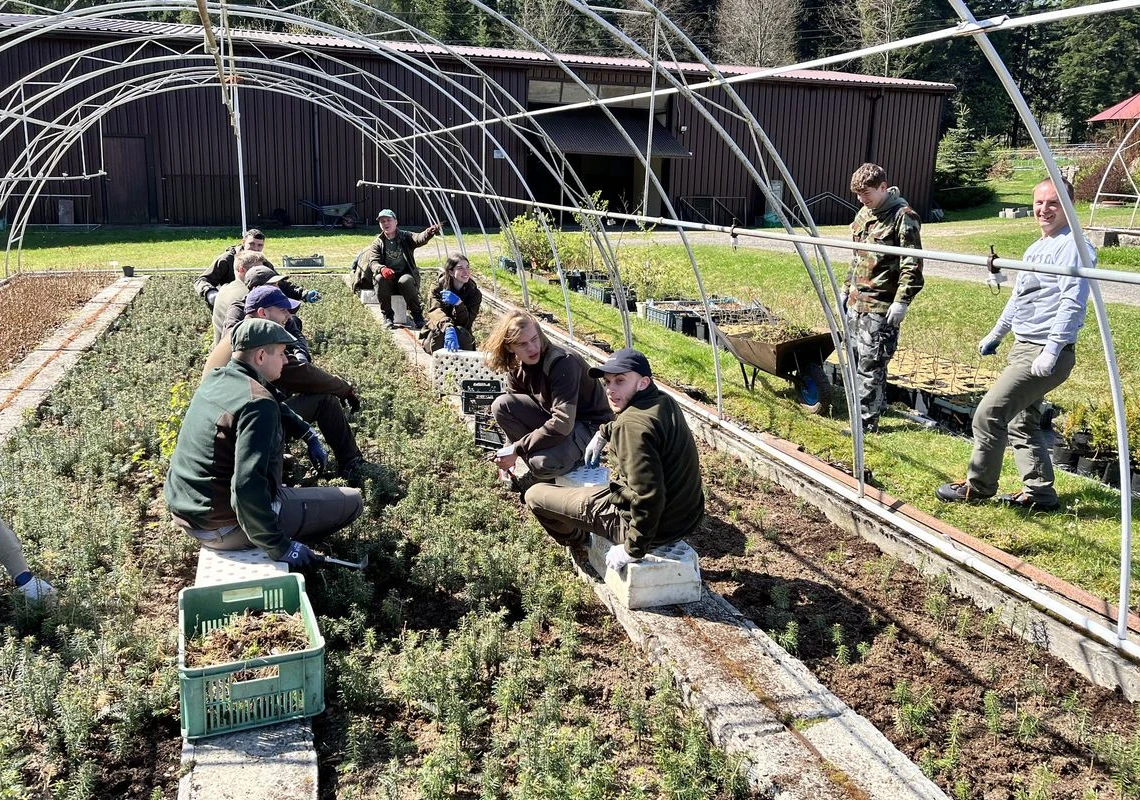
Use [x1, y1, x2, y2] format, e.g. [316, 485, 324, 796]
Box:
[314, 553, 369, 570]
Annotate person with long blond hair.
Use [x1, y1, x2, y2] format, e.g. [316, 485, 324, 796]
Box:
[484, 310, 612, 488]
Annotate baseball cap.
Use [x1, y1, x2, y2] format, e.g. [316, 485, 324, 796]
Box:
[588, 348, 652, 379]
[376, 208, 397, 221]
[245, 285, 301, 314]
[231, 318, 297, 351]
[244, 265, 282, 288]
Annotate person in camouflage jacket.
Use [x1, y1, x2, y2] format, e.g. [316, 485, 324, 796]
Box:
[842, 162, 924, 431]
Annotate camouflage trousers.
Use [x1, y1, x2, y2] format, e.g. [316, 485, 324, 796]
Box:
[848, 310, 899, 430]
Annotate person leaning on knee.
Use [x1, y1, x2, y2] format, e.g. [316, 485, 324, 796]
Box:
[936, 178, 1092, 513]
[1, 516, 56, 603]
[483, 310, 613, 485]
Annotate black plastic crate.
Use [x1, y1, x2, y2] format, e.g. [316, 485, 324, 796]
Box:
[461, 378, 503, 415]
[473, 410, 507, 450]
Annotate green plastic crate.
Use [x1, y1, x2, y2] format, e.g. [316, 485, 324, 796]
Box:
[178, 574, 324, 740]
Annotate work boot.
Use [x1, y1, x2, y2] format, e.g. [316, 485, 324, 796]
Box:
[338, 455, 368, 484]
[410, 312, 425, 331]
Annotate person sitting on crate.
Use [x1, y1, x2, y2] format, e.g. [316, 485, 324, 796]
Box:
[420, 253, 482, 354]
[165, 318, 364, 568]
[1, 516, 56, 604]
[194, 228, 321, 311]
[353, 209, 441, 330]
[524, 348, 705, 573]
[201, 286, 369, 482]
[484, 310, 613, 489]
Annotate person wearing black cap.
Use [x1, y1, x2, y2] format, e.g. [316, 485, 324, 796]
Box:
[358, 209, 442, 330]
[165, 318, 363, 568]
[524, 348, 704, 573]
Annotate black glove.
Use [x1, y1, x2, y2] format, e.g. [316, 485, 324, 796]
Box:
[342, 388, 361, 413]
[205, 288, 218, 309]
[283, 540, 314, 567]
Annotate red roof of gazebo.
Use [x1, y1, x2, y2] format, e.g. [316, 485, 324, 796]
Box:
[1089, 92, 1140, 122]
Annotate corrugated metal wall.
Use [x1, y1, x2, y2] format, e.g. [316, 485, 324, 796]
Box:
[0, 31, 944, 230]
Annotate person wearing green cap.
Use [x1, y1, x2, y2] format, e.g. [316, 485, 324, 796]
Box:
[356, 209, 441, 330]
[164, 318, 363, 567]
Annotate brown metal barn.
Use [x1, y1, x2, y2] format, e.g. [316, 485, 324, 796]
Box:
[0, 14, 953, 229]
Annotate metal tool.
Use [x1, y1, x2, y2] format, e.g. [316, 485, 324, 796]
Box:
[315, 553, 369, 570]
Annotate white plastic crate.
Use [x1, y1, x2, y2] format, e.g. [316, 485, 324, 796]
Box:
[432, 349, 508, 395]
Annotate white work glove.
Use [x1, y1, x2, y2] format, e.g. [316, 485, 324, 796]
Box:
[1030, 350, 1058, 378]
[16, 574, 56, 604]
[885, 302, 908, 327]
[584, 430, 608, 468]
[978, 333, 1003, 357]
[605, 543, 638, 572]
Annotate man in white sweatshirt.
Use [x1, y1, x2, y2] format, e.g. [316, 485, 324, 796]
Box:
[936, 178, 1092, 512]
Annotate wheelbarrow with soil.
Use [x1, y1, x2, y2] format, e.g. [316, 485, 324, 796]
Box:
[716, 322, 835, 414]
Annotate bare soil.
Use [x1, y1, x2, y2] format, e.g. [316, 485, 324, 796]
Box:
[0, 272, 114, 372]
[691, 448, 1138, 798]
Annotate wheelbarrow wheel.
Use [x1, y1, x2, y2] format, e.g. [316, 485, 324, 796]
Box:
[795, 362, 831, 415]
[339, 211, 358, 229]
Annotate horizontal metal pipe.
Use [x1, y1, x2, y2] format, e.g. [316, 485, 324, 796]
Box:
[363, 181, 1140, 288]
[381, 0, 1140, 147]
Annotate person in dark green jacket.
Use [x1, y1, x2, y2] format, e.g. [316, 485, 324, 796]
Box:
[164, 318, 363, 567]
[524, 348, 704, 573]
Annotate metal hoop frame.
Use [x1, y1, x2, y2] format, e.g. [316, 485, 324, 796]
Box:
[0, 0, 1136, 652]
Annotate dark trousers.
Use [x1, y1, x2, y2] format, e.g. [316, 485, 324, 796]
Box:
[286, 393, 361, 467]
[376, 272, 422, 316]
[491, 392, 596, 479]
[180, 486, 364, 554]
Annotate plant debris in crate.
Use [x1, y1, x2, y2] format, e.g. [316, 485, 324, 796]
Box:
[474, 410, 507, 450]
[185, 609, 308, 678]
[721, 320, 811, 344]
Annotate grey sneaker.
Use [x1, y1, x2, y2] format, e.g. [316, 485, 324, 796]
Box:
[382, 313, 396, 330]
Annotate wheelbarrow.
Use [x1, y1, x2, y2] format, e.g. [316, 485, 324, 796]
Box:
[715, 325, 835, 414]
[298, 199, 360, 229]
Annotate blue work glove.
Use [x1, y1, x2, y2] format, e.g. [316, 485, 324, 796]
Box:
[885, 302, 908, 327]
[443, 326, 460, 352]
[584, 430, 607, 468]
[205, 288, 218, 309]
[440, 289, 461, 306]
[978, 333, 1003, 357]
[304, 289, 322, 304]
[605, 543, 638, 573]
[302, 428, 328, 471]
[283, 540, 315, 567]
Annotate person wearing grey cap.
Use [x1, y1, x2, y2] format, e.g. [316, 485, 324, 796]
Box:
[523, 348, 704, 573]
[165, 318, 363, 568]
[357, 208, 441, 330]
[194, 228, 321, 310]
